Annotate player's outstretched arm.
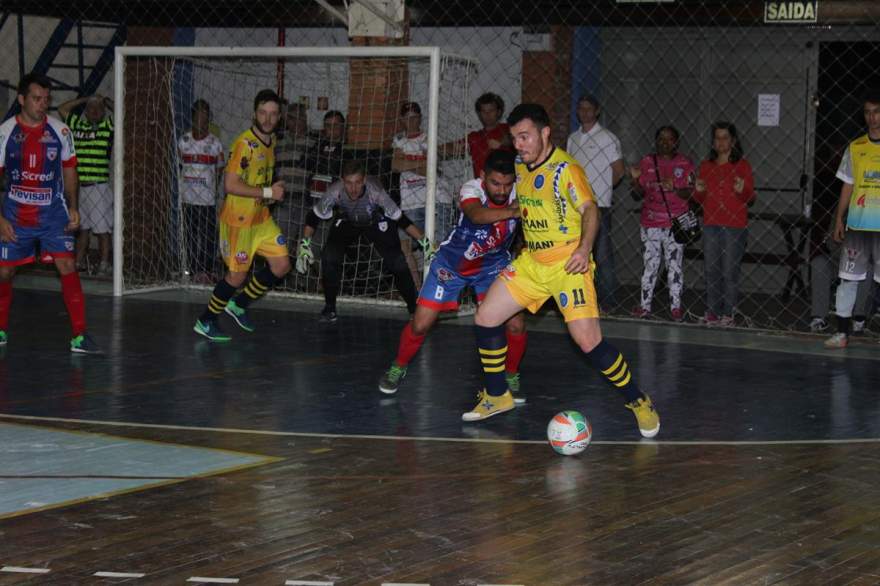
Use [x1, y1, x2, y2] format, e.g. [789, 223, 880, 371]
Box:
[461, 199, 518, 225]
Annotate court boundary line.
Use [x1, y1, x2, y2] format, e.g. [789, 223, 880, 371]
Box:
[2, 413, 879, 446]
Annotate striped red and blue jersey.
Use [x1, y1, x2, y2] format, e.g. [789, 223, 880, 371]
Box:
[0, 115, 77, 228]
[434, 178, 518, 277]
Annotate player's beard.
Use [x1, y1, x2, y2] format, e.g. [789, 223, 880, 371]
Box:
[254, 117, 277, 137]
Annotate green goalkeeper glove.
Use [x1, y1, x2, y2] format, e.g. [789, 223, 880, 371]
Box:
[418, 237, 436, 262]
[295, 238, 314, 274]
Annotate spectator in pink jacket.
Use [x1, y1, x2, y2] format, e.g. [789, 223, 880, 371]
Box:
[630, 126, 695, 321]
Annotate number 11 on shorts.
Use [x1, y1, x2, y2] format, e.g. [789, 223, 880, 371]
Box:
[572, 287, 586, 306]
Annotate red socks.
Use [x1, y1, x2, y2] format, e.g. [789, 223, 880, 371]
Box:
[394, 322, 426, 367]
[0, 282, 11, 331]
[505, 330, 527, 373]
[60, 272, 87, 336]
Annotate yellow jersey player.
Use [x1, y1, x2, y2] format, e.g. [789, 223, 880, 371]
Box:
[462, 103, 660, 438]
[194, 89, 291, 341]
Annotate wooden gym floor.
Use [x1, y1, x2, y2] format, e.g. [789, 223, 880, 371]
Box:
[0, 286, 878, 585]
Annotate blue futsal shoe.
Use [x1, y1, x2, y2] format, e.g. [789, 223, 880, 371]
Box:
[224, 299, 255, 332]
[194, 319, 231, 342]
[70, 332, 102, 354]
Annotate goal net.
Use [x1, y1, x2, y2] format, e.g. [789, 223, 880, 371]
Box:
[113, 47, 475, 308]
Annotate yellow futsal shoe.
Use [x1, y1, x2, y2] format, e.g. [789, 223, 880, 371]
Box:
[462, 389, 515, 422]
[625, 393, 660, 438]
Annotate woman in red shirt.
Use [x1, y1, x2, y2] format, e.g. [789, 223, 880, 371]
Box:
[693, 122, 755, 326]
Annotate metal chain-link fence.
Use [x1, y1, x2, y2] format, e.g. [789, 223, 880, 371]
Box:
[3, 1, 879, 333]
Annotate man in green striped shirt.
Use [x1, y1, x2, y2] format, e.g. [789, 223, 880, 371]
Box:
[58, 95, 114, 276]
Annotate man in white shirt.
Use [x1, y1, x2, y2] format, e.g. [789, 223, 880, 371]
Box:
[178, 99, 225, 283]
[566, 94, 625, 311]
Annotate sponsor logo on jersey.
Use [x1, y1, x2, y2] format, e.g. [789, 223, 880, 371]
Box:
[235, 251, 249, 264]
[436, 267, 454, 282]
[534, 174, 544, 189]
[559, 292, 569, 307]
[20, 170, 55, 182]
[527, 240, 554, 252]
[551, 162, 569, 227]
[519, 195, 543, 208]
[522, 217, 549, 231]
[39, 130, 58, 143]
[9, 186, 52, 206]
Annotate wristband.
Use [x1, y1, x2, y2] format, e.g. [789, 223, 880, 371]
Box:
[262, 187, 274, 199]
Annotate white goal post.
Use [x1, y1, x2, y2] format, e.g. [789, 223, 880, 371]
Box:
[112, 45, 475, 299]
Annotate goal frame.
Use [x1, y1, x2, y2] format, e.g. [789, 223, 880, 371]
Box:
[112, 45, 451, 297]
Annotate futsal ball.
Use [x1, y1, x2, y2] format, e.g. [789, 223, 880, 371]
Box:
[547, 410, 592, 456]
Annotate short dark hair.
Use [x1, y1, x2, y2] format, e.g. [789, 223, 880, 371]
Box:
[192, 99, 211, 116]
[655, 125, 680, 142]
[709, 121, 744, 163]
[577, 94, 600, 110]
[484, 149, 516, 175]
[475, 92, 504, 115]
[18, 73, 52, 96]
[507, 103, 550, 130]
[253, 89, 281, 111]
[341, 159, 366, 178]
[864, 88, 880, 106]
[400, 101, 421, 117]
[324, 110, 345, 124]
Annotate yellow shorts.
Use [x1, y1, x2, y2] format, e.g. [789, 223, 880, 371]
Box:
[500, 251, 599, 322]
[219, 218, 289, 273]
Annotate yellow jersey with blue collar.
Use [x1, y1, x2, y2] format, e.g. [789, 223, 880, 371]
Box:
[515, 146, 595, 264]
[220, 128, 276, 227]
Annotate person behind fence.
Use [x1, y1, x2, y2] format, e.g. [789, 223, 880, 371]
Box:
[391, 101, 455, 285]
[693, 121, 755, 327]
[57, 93, 114, 277]
[467, 92, 513, 178]
[0, 73, 100, 353]
[823, 89, 880, 349]
[462, 103, 659, 438]
[377, 150, 527, 402]
[629, 125, 695, 322]
[274, 101, 318, 248]
[566, 94, 625, 312]
[807, 142, 876, 334]
[295, 159, 433, 323]
[193, 89, 289, 342]
[178, 99, 224, 284]
[304, 110, 346, 200]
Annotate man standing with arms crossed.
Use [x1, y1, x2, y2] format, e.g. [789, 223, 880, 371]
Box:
[462, 104, 659, 439]
[193, 89, 290, 342]
[0, 73, 100, 352]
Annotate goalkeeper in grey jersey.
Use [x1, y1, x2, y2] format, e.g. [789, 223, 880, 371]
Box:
[296, 159, 433, 322]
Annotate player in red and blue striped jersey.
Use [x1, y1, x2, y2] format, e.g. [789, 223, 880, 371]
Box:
[378, 150, 528, 402]
[0, 74, 100, 353]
